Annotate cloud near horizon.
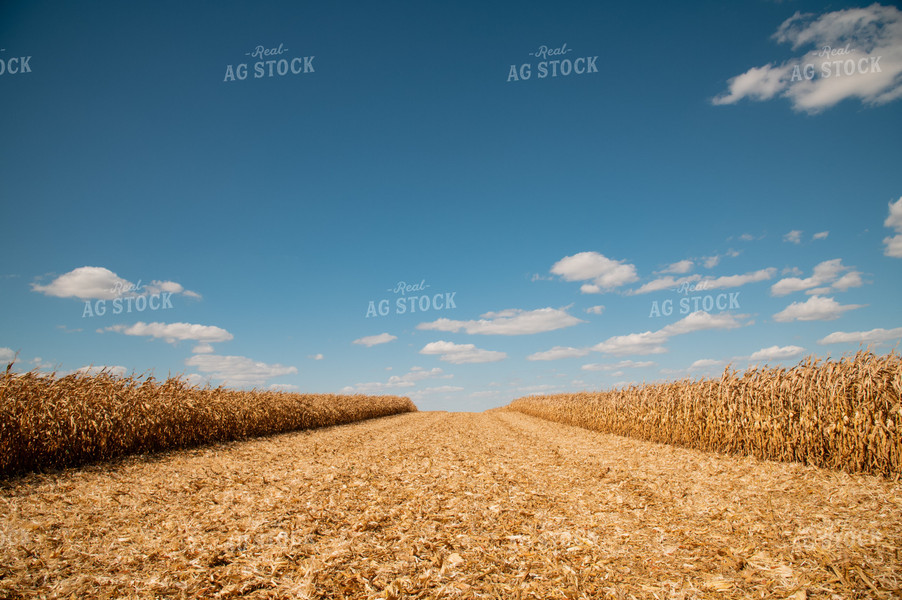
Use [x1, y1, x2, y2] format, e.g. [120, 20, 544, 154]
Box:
[185, 354, 297, 388]
[103, 321, 233, 344]
[419, 341, 507, 364]
[417, 307, 584, 335]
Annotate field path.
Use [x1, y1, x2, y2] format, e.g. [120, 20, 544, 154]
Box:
[1, 411, 900, 599]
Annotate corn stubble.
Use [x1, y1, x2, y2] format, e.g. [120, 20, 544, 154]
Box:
[509, 351, 902, 478]
[0, 365, 416, 478]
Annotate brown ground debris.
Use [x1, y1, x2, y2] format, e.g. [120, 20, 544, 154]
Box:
[1, 411, 900, 599]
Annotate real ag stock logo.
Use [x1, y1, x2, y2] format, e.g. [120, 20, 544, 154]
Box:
[0, 48, 32, 76]
[790, 44, 882, 82]
[506, 43, 598, 82]
[223, 42, 315, 82]
[648, 281, 740, 318]
[82, 280, 175, 318]
[365, 279, 457, 318]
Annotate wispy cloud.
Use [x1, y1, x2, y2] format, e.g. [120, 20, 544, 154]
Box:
[103, 321, 233, 344]
[689, 358, 725, 370]
[419, 341, 507, 364]
[749, 345, 806, 362]
[818, 326, 902, 345]
[783, 230, 803, 244]
[268, 383, 299, 392]
[581, 360, 655, 371]
[340, 366, 449, 394]
[770, 259, 863, 296]
[418, 307, 583, 335]
[659, 260, 694, 274]
[630, 275, 701, 295]
[185, 354, 297, 388]
[74, 365, 129, 377]
[773, 295, 865, 322]
[527, 346, 591, 361]
[884, 196, 902, 257]
[701, 268, 776, 290]
[353, 333, 397, 347]
[713, 4, 902, 112]
[592, 311, 749, 356]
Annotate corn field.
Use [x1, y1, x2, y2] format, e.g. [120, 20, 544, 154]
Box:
[0, 365, 416, 478]
[508, 351, 902, 478]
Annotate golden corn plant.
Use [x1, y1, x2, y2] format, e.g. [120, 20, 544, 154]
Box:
[0, 364, 416, 477]
[508, 351, 901, 478]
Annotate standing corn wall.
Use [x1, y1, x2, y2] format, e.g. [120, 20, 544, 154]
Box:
[508, 351, 902, 478]
[0, 366, 417, 478]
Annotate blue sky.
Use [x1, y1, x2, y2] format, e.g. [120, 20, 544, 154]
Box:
[2, 0, 901, 411]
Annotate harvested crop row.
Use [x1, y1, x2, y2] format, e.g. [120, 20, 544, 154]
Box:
[0, 365, 416, 478]
[508, 351, 902, 478]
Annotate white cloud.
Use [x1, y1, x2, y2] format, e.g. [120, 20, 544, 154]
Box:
[818, 326, 902, 345]
[182, 373, 213, 388]
[581, 360, 655, 371]
[526, 346, 591, 361]
[31, 266, 132, 300]
[143, 280, 202, 300]
[185, 354, 297, 388]
[813, 231, 830, 240]
[773, 295, 865, 322]
[417, 307, 584, 335]
[419, 340, 507, 364]
[661, 260, 694, 274]
[592, 311, 749, 356]
[353, 333, 397, 347]
[268, 383, 299, 392]
[0, 347, 15, 363]
[832, 271, 864, 291]
[145, 280, 183, 295]
[701, 268, 776, 290]
[104, 321, 233, 344]
[550, 251, 639, 292]
[309, 353, 324, 360]
[585, 305, 605, 315]
[783, 230, 803, 244]
[749, 345, 806, 362]
[659, 311, 747, 336]
[770, 259, 862, 296]
[630, 275, 701, 295]
[30, 267, 200, 301]
[193, 343, 215, 354]
[714, 4, 902, 112]
[74, 365, 129, 377]
[340, 367, 450, 394]
[884, 197, 902, 257]
[703, 255, 721, 268]
[739, 233, 757, 242]
[591, 331, 670, 356]
[714, 63, 790, 105]
[689, 359, 724, 370]
[883, 235, 902, 258]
